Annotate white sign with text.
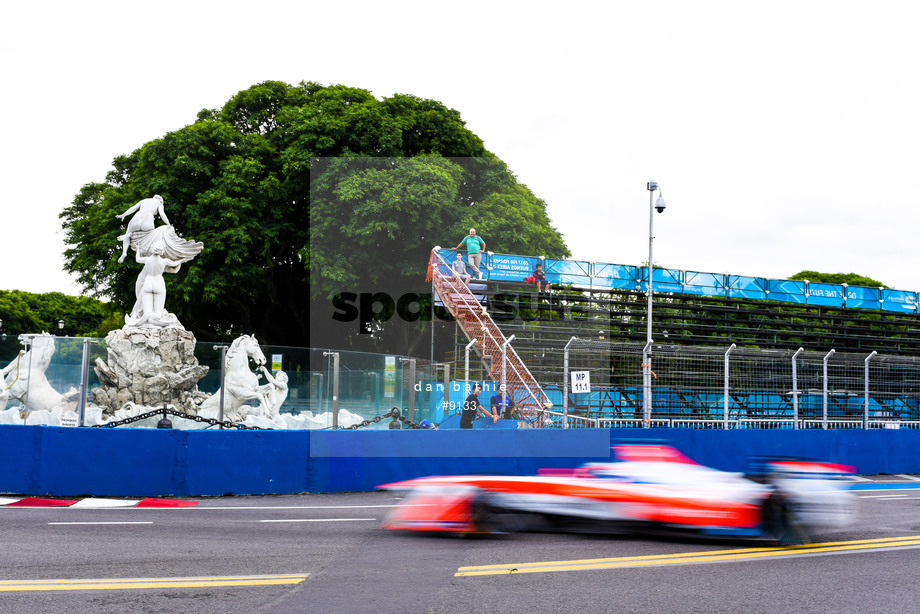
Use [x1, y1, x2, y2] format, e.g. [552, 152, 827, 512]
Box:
[571, 370, 591, 394]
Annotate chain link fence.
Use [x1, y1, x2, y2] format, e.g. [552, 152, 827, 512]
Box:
[558, 338, 920, 429]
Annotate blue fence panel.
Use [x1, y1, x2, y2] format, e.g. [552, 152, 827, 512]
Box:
[846, 286, 880, 310]
[767, 279, 806, 304]
[806, 283, 845, 307]
[881, 289, 917, 313]
[543, 259, 592, 286]
[592, 263, 639, 290]
[653, 267, 683, 293]
[728, 275, 768, 300]
[683, 271, 727, 297]
[637, 267, 683, 293]
[436, 248, 457, 264]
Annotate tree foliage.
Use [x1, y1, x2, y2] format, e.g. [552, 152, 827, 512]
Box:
[789, 270, 887, 288]
[61, 81, 569, 352]
[0, 290, 116, 337]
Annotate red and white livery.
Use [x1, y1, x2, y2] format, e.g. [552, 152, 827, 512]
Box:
[379, 444, 856, 544]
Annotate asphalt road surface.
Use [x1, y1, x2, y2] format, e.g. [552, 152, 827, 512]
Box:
[2, 484, 919, 614]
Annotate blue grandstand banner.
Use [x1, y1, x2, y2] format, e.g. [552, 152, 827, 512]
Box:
[544, 259, 592, 286]
[431, 248, 920, 315]
[486, 253, 538, 281]
[846, 286, 879, 310]
[767, 279, 806, 304]
[684, 271, 726, 297]
[592, 263, 638, 290]
[728, 275, 767, 300]
[881, 289, 917, 313]
[806, 283, 845, 307]
[651, 267, 683, 293]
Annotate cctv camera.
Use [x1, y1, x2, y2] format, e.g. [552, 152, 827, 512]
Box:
[654, 195, 666, 213]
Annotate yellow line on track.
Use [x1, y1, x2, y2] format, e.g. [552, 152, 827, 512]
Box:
[456, 535, 920, 576]
[0, 574, 309, 592]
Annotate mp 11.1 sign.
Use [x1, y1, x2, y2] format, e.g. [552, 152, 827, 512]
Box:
[571, 370, 591, 394]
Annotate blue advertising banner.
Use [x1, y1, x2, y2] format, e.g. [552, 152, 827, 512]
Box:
[544, 259, 592, 286]
[592, 263, 638, 290]
[806, 283, 845, 307]
[881, 289, 917, 313]
[651, 267, 683, 293]
[684, 271, 727, 298]
[767, 279, 806, 304]
[728, 275, 767, 300]
[486, 253, 539, 281]
[846, 286, 880, 310]
[433, 249, 920, 316]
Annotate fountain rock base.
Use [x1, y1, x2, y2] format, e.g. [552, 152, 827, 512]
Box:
[93, 328, 209, 416]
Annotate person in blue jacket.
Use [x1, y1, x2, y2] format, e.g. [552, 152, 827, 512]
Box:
[490, 392, 518, 420]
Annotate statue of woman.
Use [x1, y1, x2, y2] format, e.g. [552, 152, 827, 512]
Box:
[116, 195, 170, 263]
[128, 245, 184, 328]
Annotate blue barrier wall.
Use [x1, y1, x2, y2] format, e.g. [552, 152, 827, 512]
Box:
[2, 425, 919, 497]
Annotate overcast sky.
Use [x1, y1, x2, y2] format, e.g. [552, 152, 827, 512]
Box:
[2, 0, 918, 296]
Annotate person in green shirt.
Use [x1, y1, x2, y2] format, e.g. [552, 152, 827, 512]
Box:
[454, 228, 486, 279]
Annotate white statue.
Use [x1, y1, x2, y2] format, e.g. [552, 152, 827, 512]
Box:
[116, 195, 203, 330]
[117, 195, 170, 263]
[127, 244, 185, 328]
[258, 366, 289, 419]
[0, 334, 67, 414]
[198, 335, 268, 422]
[0, 350, 25, 410]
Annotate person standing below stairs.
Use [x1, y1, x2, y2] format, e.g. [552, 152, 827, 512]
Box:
[460, 382, 495, 428]
[454, 228, 486, 280]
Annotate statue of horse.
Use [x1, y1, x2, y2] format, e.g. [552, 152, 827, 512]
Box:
[198, 335, 267, 422]
[1, 333, 68, 414]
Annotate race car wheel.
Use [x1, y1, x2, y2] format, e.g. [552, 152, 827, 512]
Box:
[470, 493, 529, 534]
[761, 493, 809, 546]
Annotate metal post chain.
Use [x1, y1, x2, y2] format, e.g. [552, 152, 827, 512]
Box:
[94, 407, 431, 431]
[93, 407, 262, 430]
[343, 407, 428, 430]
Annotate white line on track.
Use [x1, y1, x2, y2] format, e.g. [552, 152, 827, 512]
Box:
[194, 505, 396, 510]
[259, 518, 377, 523]
[70, 499, 141, 508]
[48, 522, 154, 525]
[895, 474, 920, 481]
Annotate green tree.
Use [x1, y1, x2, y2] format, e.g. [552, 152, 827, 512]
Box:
[61, 81, 569, 353]
[0, 290, 115, 337]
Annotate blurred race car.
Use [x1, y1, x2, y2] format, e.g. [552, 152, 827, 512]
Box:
[379, 444, 856, 544]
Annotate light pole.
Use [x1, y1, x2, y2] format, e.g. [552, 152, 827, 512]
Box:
[643, 181, 666, 427]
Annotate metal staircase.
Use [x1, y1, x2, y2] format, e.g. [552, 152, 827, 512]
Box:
[427, 248, 552, 425]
